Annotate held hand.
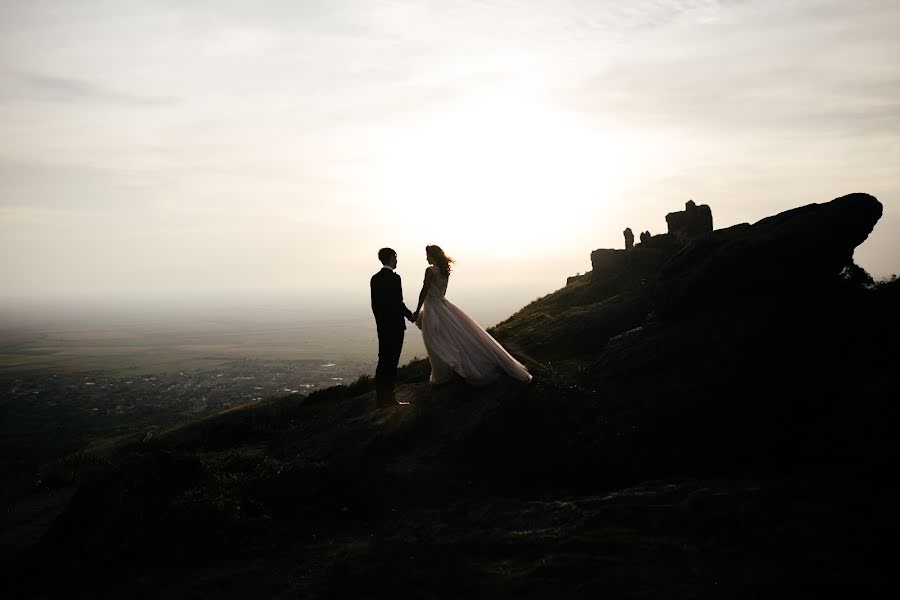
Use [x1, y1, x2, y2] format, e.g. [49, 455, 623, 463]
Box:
[411, 311, 419, 323]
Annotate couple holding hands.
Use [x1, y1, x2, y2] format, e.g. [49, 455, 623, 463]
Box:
[370, 245, 532, 407]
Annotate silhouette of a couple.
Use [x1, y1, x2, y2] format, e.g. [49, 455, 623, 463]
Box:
[370, 245, 532, 407]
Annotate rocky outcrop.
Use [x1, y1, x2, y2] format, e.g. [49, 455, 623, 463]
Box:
[582, 194, 879, 310]
[666, 200, 713, 239]
[589, 238, 677, 286]
[657, 193, 883, 317]
[590, 248, 626, 276]
[582, 201, 712, 286]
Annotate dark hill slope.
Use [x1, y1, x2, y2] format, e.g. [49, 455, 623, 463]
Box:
[6, 193, 899, 598]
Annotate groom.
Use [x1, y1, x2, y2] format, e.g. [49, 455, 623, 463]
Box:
[371, 247, 414, 406]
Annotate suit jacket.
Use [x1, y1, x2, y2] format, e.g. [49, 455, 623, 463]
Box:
[371, 267, 413, 334]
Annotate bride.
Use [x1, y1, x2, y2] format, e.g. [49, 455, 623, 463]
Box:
[411, 245, 532, 386]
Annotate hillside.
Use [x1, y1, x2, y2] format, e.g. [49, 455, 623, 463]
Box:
[4, 193, 899, 598]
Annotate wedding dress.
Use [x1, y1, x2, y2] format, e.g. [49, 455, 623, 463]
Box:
[416, 265, 532, 386]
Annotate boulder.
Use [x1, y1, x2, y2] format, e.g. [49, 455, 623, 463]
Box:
[666, 200, 713, 239]
[590, 248, 627, 277]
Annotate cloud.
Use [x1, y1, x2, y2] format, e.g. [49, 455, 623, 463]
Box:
[559, 0, 900, 137]
[2, 71, 180, 106]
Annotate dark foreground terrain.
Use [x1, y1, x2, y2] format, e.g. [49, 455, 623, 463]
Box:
[3, 193, 898, 598]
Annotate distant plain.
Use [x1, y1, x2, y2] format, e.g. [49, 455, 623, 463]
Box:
[0, 311, 428, 376]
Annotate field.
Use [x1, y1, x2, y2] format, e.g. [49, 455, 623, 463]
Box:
[0, 314, 427, 375]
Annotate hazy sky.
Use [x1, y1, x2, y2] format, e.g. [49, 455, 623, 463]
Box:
[2, 0, 898, 316]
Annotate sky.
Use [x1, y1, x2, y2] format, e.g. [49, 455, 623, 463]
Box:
[1, 0, 899, 320]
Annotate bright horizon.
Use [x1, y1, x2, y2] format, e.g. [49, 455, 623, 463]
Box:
[2, 0, 899, 312]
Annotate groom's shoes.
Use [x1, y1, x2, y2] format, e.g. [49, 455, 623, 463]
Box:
[375, 386, 399, 407]
[376, 386, 409, 407]
[377, 398, 408, 407]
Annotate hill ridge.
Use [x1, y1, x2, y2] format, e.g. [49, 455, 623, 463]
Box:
[6, 192, 898, 598]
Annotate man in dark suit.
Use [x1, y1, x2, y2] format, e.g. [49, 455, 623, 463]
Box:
[371, 247, 414, 406]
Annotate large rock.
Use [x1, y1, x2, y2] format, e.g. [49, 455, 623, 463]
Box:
[590, 248, 665, 289]
[666, 200, 713, 239]
[657, 193, 883, 317]
[590, 248, 627, 277]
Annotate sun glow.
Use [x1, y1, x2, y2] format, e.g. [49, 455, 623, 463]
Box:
[373, 93, 636, 257]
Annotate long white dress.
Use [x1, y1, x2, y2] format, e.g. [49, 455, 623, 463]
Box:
[416, 265, 532, 386]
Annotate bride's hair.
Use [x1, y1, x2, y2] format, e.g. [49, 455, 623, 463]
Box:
[426, 245, 454, 278]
